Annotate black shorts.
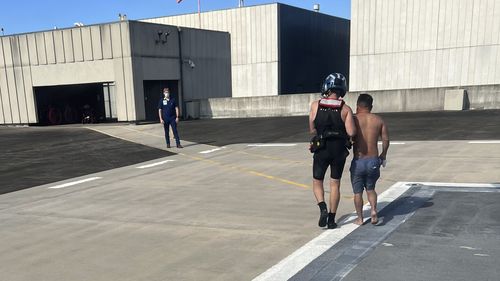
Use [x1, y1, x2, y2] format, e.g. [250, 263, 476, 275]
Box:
[312, 140, 348, 180]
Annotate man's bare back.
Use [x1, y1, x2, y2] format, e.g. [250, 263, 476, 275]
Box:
[350, 93, 390, 226]
[353, 112, 389, 160]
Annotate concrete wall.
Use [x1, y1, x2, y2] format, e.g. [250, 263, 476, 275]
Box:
[350, 0, 500, 93]
[0, 20, 232, 124]
[200, 93, 318, 118]
[0, 22, 136, 124]
[141, 4, 280, 97]
[199, 84, 500, 118]
[128, 21, 231, 120]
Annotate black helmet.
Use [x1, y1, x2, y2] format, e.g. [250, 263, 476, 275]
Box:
[321, 73, 347, 98]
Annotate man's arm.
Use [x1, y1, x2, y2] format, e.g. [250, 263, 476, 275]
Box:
[158, 109, 164, 123]
[344, 106, 357, 137]
[379, 120, 390, 160]
[309, 101, 318, 135]
[175, 106, 180, 123]
[158, 99, 164, 123]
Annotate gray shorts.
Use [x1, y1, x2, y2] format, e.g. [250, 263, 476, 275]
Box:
[350, 157, 381, 194]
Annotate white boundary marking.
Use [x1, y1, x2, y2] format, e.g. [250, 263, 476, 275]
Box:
[247, 144, 297, 147]
[402, 181, 500, 188]
[378, 141, 405, 145]
[136, 160, 175, 169]
[252, 182, 412, 281]
[468, 140, 500, 144]
[253, 181, 500, 281]
[48, 177, 102, 189]
[85, 126, 138, 143]
[199, 147, 226, 154]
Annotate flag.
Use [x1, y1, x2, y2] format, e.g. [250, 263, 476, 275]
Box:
[177, 0, 183, 3]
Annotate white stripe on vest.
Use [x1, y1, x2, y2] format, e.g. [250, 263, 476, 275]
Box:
[319, 98, 343, 109]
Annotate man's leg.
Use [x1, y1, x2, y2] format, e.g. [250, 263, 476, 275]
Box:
[327, 156, 346, 229]
[163, 122, 171, 147]
[327, 179, 340, 228]
[366, 189, 378, 224]
[353, 192, 364, 225]
[351, 171, 365, 225]
[313, 179, 325, 203]
[313, 178, 328, 227]
[329, 179, 341, 214]
[313, 154, 329, 227]
[170, 119, 182, 147]
[365, 158, 381, 224]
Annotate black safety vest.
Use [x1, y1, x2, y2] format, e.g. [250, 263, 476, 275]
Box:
[313, 99, 348, 139]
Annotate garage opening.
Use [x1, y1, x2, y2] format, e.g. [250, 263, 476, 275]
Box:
[143, 80, 179, 122]
[34, 82, 116, 125]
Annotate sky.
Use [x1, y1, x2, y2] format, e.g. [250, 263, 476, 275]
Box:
[0, 0, 350, 36]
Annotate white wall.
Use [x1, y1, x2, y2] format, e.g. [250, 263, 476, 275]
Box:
[141, 4, 279, 97]
[0, 22, 136, 124]
[350, 0, 500, 92]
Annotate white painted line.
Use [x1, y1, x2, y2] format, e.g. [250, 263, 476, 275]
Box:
[48, 177, 102, 189]
[255, 181, 500, 281]
[399, 181, 500, 188]
[468, 140, 500, 144]
[199, 147, 226, 154]
[85, 127, 138, 143]
[460, 246, 480, 250]
[136, 160, 175, 169]
[252, 182, 412, 281]
[378, 141, 405, 145]
[247, 144, 297, 147]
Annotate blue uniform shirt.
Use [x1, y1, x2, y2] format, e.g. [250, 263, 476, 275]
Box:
[158, 98, 177, 119]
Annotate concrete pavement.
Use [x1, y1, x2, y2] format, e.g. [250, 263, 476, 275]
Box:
[0, 110, 499, 280]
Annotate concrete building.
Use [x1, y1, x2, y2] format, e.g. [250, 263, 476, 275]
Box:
[142, 3, 350, 97]
[349, 0, 500, 111]
[0, 21, 231, 125]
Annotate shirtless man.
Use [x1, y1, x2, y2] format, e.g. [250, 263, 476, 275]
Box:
[350, 93, 390, 225]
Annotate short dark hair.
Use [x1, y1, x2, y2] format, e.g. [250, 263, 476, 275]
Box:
[357, 93, 373, 108]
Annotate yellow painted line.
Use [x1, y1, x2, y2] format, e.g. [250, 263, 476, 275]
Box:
[236, 150, 312, 166]
[275, 178, 310, 189]
[93, 125, 310, 165]
[118, 126, 164, 138]
[88, 126, 312, 189]
[180, 153, 311, 189]
[111, 125, 309, 165]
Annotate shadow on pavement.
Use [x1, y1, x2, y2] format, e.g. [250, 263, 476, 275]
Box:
[0, 127, 174, 194]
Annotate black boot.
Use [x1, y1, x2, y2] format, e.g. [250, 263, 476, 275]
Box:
[318, 202, 328, 227]
[327, 213, 337, 229]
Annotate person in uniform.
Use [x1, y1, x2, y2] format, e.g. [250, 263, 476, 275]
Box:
[309, 73, 356, 229]
[158, 87, 183, 148]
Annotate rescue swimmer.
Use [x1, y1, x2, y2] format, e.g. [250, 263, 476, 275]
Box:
[309, 73, 356, 229]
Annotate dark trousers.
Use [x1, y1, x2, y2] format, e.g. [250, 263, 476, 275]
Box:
[163, 118, 180, 145]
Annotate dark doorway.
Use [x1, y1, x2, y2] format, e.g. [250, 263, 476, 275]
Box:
[34, 83, 108, 125]
[143, 80, 179, 121]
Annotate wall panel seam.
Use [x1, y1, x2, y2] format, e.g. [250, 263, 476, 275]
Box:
[17, 37, 29, 123]
[1, 39, 13, 122]
[9, 38, 21, 122]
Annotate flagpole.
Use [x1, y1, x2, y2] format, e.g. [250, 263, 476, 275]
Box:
[198, 0, 201, 28]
